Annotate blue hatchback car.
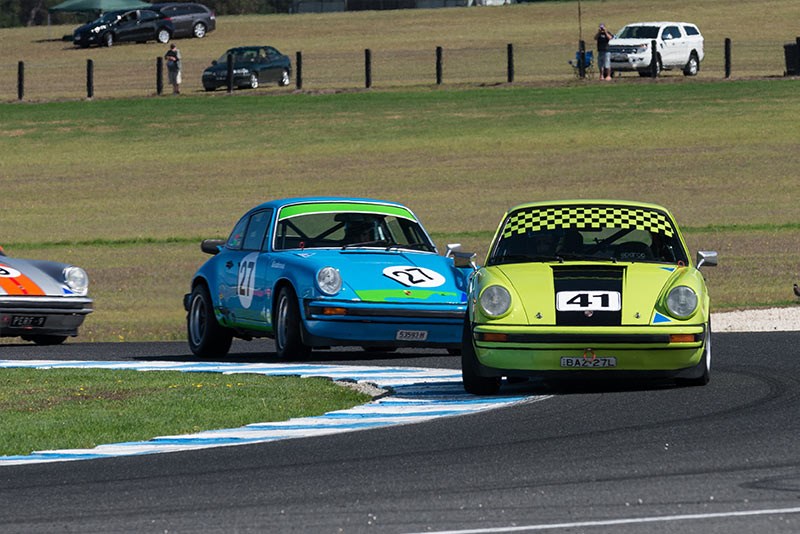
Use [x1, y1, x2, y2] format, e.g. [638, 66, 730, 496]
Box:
[185, 198, 473, 359]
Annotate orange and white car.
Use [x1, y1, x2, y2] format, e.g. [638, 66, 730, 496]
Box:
[0, 247, 92, 345]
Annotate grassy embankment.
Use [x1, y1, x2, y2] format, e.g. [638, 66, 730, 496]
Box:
[0, 368, 369, 456]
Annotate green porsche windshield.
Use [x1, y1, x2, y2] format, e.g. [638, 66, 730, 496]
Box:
[489, 205, 688, 265]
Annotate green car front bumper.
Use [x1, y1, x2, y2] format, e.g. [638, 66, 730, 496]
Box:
[471, 323, 707, 377]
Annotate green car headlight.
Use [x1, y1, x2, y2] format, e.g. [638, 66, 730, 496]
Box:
[64, 266, 89, 296]
[316, 267, 342, 296]
[666, 286, 698, 318]
[479, 285, 511, 317]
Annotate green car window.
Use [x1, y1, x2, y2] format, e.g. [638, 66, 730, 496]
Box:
[489, 204, 688, 265]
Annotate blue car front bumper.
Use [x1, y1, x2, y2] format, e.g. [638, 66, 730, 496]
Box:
[302, 299, 466, 348]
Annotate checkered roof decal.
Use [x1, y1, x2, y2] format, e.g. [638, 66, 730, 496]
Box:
[502, 206, 675, 238]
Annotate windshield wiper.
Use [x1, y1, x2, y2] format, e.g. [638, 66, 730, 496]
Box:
[489, 254, 564, 265]
[385, 242, 434, 252]
[341, 240, 391, 250]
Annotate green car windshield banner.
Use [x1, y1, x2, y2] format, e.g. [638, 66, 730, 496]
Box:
[279, 202, 416, 222]
[503, 205, 675, 238]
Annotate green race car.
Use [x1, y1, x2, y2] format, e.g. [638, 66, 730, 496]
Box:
[462, 200, 717, 395]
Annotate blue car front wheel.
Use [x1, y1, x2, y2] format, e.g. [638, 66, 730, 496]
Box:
[275, 286, 311, 360]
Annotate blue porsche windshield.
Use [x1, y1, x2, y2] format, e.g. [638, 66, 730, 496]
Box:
[273, 209, 435, 252]
[488, 205, 688, 266]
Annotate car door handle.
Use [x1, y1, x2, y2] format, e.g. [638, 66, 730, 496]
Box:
[226, 261, 234, 269]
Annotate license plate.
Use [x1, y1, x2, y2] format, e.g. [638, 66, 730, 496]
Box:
[11, 315, 46, 327]
[560, 357, 617, 368]
[611, 54, 627, 61]
[396, 329, 428, 341]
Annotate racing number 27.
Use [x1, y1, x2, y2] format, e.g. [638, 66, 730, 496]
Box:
[238, 260, 256, 297]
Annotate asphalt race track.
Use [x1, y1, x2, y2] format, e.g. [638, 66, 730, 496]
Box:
[1, 332, 799, 533]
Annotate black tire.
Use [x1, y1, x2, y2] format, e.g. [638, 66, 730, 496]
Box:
[461, 320, 501, 395]
[248, 73, 259, 89]
[156, 28, 170, 44]
[204, 85, 216, 92]
[192, 22, 207, 38]
[103, 32, 113, 47]
[683, 52, 700, 76]
[187, 284, 233, 358]
[21, 335, 67, 346]
[274, 286, 311, 360]
[278, 68, 291, 87]
[678, 321, 711, 387]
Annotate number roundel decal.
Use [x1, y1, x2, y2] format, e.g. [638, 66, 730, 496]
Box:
[0, 265, 22, 278]
[383, 265, 446, 288]
[556, 290, 621, 312]
[237, 252, 259, 308]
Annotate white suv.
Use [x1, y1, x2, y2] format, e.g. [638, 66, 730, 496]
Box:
[608, 22, 704, 77]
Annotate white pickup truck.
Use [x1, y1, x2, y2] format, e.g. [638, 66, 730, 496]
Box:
[608, 22, 704, 77]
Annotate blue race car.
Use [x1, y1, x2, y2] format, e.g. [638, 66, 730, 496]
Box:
[184, 198, 474, 358]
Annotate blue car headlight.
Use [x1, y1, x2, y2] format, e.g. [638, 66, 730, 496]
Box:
[666, 286, 697, 318]
[479, 285, 511, 318]
[64, 266, 89, 296]
[317, 267, 341, 296]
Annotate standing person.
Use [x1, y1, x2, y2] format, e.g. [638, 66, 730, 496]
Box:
[595, 23, 614, 80]
[165, 43, 182, 95]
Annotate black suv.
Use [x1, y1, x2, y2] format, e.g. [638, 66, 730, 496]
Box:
[150, 3, 216, 39]
[73, 9, 174, 48]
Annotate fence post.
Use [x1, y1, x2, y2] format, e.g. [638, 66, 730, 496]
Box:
[86, 59, 94, 99]
[17, 61, 24, 101]
[724, 38, 731, 79]
[436, 46, 443, 85]
[507, 43, 514, 83]
[296, 51, 302, 90]
[650, 39, 658, 77]
[156, 56, 163, 95]
[226, 53, 233, 93]
[578, 39, 586, 78]
[365, 48, 372, 89]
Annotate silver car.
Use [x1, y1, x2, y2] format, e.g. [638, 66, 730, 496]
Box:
[0, 247, 93, 345]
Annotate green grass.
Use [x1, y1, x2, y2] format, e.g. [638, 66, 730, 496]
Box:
[2, 80, 800, 340]
[0, 368, 370, 456]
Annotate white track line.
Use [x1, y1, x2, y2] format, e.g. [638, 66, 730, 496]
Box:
[0, 359, 548, 465]
[406, 506, 800, 533]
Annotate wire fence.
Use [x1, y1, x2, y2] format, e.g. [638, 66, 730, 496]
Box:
[2, 39, 797, 101]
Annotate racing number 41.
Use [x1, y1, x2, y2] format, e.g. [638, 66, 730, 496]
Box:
[556, 290, 621, 311]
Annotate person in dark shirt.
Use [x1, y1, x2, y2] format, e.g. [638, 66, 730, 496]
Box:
[165, 43, 182, 94]
[595, 23, 614, 80]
